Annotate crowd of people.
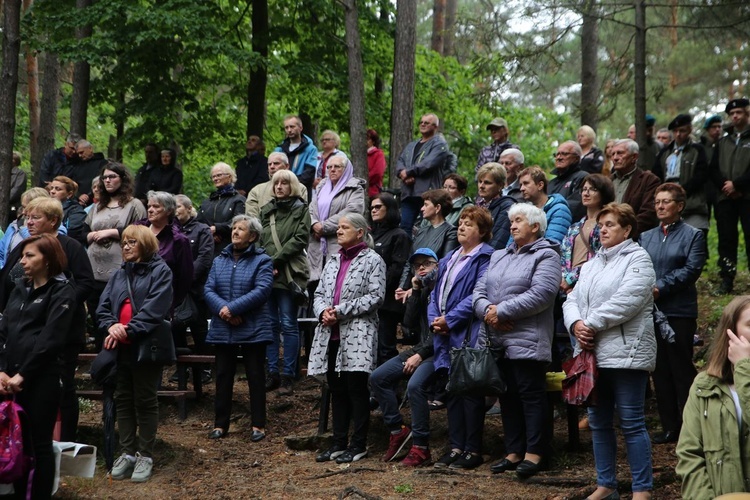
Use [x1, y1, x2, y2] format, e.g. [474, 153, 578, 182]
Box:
[0, 98, 749, 498]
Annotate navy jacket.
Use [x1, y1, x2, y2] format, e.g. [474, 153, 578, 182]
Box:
[639, 220, 706, 318]
[486, 195, 516, 250]
[204, 243, 273, 345]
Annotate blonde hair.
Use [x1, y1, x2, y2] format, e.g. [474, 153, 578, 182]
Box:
[706, 296, 750, 383]
[121, 225, 159, 261]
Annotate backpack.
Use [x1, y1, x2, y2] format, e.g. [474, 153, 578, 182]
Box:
[0, 400, 32, 485]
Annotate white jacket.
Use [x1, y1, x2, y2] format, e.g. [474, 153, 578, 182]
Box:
[563, 239, 657, 371]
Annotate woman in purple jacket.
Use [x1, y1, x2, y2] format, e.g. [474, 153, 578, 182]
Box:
[430, 206, 494, 470]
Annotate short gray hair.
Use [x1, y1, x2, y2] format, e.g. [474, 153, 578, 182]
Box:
[320, 130, 341, 148]
[147, 190, 177, 216]
[615, 139, 639, 155]
[339, 213, 374, 248]
[500, 148, 524, 165]
[508, 203, 547, 237]
[268, 152, 289, 166]
[175, 194, 197, 218]
[231, 214, 263, 235]
[211, 162, 237, 183]
[560, 140, 583, 157]
[76, 139, 92, 150]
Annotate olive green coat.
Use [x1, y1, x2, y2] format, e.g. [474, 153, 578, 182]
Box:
[259, 197, 311, 290]
[677, 358, 750, 499]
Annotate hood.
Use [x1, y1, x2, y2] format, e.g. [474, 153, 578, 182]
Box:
[260, 196, 306, 217]
[280, 134, 313, 153]
[509, 235, 560, 255]
[598, 238, 640, 262]
[219, 242, 266, 259]
[545, 193, 569, 210]
[122, 254, 164, 274]
[367, 147, 382, 157]
[552, 162, 582, 179]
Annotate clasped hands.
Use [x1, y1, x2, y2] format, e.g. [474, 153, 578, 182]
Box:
[104, 322, 129, 350]
[484, 305, 513, 331]
[0, 372, 24, 395]
[573, 320, 596, 350]
[220, 306, 243, 326]
[321, 307, 338, 327]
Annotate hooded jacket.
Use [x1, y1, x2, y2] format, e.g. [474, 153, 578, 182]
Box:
[563, 239, 656, 371]
[549, 163, 588, 221]
[474, 237, 561, 362]
[259, 197, 311, 290]
[197, 187, 247, 257]
[178, 216, 214, 295]
[204, 243, 274, 345]
[275, 134, 319, 191]
[396, 135, 449, 200]
[677, 359, 750, 499]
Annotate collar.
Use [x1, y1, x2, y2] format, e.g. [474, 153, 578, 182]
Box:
[339, 241, 368, 260]
[613, 165, 638, 180]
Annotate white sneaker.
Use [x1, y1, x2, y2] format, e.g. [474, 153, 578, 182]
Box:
[111, 453, 136, 480]
[131, 452, 153, 483]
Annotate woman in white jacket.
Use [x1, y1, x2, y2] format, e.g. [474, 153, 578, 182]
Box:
[563, 202, 656, 500]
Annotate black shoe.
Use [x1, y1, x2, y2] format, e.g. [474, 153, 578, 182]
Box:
[652, 430, 678, 444]
[717, 279, 734, 295]
[169, 368, 189, 383]
[433, 449, 462, 468]
[490, 458, 521, 473]
[335, 447, 368, 464]
[278, 376, 293, 396]
[251, 429, 266, 442]
[208, 428, 227, 439]
[315, 445, 347, 463]
[200, 369, 212, 384]
[516, 459, 543, 479]
[449, 451, 483, 470]
[265, 372, 280, 392]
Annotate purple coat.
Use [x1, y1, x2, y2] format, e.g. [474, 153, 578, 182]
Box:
[430, 243, 494, 371]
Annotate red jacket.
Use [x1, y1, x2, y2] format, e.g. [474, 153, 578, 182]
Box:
[367, 147, 386, 198]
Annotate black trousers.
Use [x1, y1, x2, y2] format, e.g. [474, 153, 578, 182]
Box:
[715, 198, 750, 280]
[498, 359, 549, 457]
[652, 316, 697, 433]
[60, 343, 82, 442]
[15, 372, 61, 500]
[376, 309, 401, 366]
[326, 341, 370, 450]
[214, 343, 266, 431]
[446, 393, 485, 454]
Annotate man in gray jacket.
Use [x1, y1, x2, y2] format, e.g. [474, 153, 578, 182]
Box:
[396, 114, 449, 233]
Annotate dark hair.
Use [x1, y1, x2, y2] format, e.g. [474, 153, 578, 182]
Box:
[583, 174, 615, 206]
[19, 234, 68, 277]
[459, 206, 493, 242]
[97, 161, 135, 209]
[421, 189, 453, 217]
[443, 173, 468, 193]
[372, 192, 401, 228]
[144, 143, 160, 165]
[655, 182, 687, 206]
[598, 202, 637, 236]
[366, 129, 381, 148]
[161, 148, 177, 169]
[519, 166, 548, 193]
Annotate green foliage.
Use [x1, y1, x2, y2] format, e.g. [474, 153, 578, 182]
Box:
[394, 483, 414, 494]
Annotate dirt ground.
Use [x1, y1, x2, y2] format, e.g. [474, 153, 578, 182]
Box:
[57, 371, 682, 500]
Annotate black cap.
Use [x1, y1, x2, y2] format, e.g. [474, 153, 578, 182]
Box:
[726, 98, 750, 113]
[668, 114, 692, 131]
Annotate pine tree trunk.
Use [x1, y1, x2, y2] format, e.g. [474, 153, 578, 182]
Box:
[70, 0, 92, 137]
[431, 0, 446, 55]
[342, 0, 368, 186]
[36, 52, 61, 185]
[0, 0, 22, 229]
[579, 0, 599, 130]
[443, 0, 457, 57]
[23, 0, 40, 171]
[633, 0, 647, 147]
[246, 0, 268, 140]
[388, 0, 417, 189]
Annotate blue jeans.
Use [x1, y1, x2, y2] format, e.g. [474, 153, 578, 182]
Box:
[266, 288, 300, 377]
[399, 197, 423, 235]
[588, 368, 652, 492]
[370, 354, 434, 446]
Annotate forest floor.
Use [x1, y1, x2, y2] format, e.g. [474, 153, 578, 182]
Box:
[55, 272, 747, 500]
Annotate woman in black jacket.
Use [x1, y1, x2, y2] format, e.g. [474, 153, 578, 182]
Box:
[370, 192, 411, 364]
[47, 175, 88, 247]
[0, 234, 76, 499]
[97, 225, 173, 483]
[198, 162, 247, 257]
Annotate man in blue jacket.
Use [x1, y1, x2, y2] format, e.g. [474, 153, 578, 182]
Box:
[274, 115, 319, 197]
[517, 166, 572, 244]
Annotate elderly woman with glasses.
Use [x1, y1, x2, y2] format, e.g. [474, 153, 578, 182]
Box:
[314, 130, 348, 189]
[198, 162, 247, 257]
[205, 215, 274, 442]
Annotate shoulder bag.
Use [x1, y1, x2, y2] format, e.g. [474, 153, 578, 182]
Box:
[126, 275, 176, 365]
[445, 319, 506, 397]
[269, 212, 309, 306]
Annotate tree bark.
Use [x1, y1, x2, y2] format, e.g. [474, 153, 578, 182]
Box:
[373, 1, 389, 98]
[70, 0, 92, 138]
[0, 0, 22, 229]
[633, 0, 647, 148]
[246, 0, 268, 140]
[23, 0, 40, 171]
[579, 0, 599, 130]
[431, 0, 446, 55]
[342, 0, 368, 185]
[36, 52, 61, 185]
[443, 0, 457, 57]
[388, 0, 417, 188]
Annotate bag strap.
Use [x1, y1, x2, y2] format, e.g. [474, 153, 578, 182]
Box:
[124, 271, 140, 314]
[269, 213, 295, 284]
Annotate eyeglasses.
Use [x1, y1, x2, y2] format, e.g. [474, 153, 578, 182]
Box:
[412, 260, 438, 269]
[581, 187, 599, 194]
[554, 152, 577, 158]
[327, 164, 345, 171]
[654, 199, 676, 206]
[370, 204, 384, 211]
[120, 239, 138, 248]
[419, 121, 435, 126]
[101, 174, 119, 181]
[211, 173, 230, 180]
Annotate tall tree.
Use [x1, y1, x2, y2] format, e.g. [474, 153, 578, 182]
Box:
[579, 0, 599, 129]
[36, 52, 61, 184]
[0, 0, 22, 228]
[443, 0, 457, 57]
[23, 0, 40, 169]
[70, 0, 91, 137]
[342, 0, 368, 183]
[633, 0, 647, 148]
[431, 0, 446, 54]
[247, 0, 268, 139]
[389, 0, 417, 187]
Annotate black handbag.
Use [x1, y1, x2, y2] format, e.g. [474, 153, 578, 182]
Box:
[446, 322, 506, 397]
[126, 275, 177, 366]
[173, 293, 199, 326]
